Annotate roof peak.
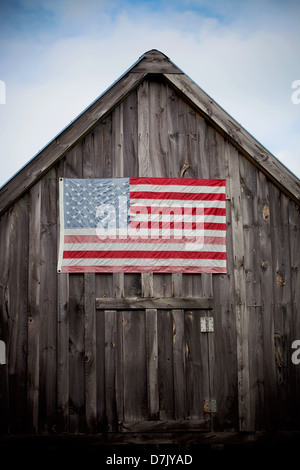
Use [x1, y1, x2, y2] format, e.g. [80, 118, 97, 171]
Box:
[131, 49, 181, 74]
[141, 49, 170, 59]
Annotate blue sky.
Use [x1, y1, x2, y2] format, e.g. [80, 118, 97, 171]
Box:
[0, 0, 299, 187]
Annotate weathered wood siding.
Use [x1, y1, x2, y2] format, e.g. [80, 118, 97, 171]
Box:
[0, 76, 299, 435]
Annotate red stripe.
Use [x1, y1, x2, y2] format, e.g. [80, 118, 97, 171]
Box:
[64, 235, 226, 245]
[130, 191, 225, 201]
[129, 177, 226, 187]
[129, 221, 204, 230]
[61, 265, 227, 273]
[204, 207, 226, 216]
[63, 250, 226, 260]
[130, 206, 226, 216]
[130, 206, 205, 216]
[204, 222, 226, 231]
[129, 221, 226, 230]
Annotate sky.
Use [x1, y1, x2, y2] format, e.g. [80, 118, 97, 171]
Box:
[0, 0, 299, 188]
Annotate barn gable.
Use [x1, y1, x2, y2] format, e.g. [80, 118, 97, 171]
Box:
[0, 50, 300, 452]
[0, 49, 299, 214]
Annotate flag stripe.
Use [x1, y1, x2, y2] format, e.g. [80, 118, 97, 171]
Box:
[130, 191, 225, 201]
[129, 177, 226, 186]
[60, 258, 226, 267]
[60, 266, 226, 274]
[63, 250, 227, 260]
[130, 199, 225, 208]
[129, 184, 226, 193]
[129, 206, 226, 217]
[64, 235, 226, 245]
[63, 244, 226, 253]
[128, 221, 226, 230]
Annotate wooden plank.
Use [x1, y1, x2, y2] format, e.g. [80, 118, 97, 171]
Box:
[82, 127, 99, 434]
[0, 212, 9, 432]
[116, 310, 124, 426]
[93, 115, 113, 178]
[104, 310, 118, 431]
[158, 310, 174, 419]
[84, 273, 97, 432]
[112, 102, 124, 177]
[124, 274, 141, 298]
[27, 181, 41, 433]
[227, 146, 251, 431]
[119, 419, 209, 433]
[82, 131, 95, 178]
[163, 73, 300, 205]
[168, 88, 184, 300]
[123, 310, 147, 422]
[153, 274, 172, 298]
[137, 80, 150, 176]
[7, 196, 29, 432]
[166, 83, 182, 304]
[146, 309, 159, 419]
[184, 310, 210, 420]
[119, 82, 139, 312]
[239, 155, 264, 431]
[196, 117, 213, 300]
[149, 80, 168, 176]
[111, 102, 124, 298]
[269, 185, 293, 429]
[172, 309, 186, 420]
[96, 309, 106, 430]
[141, 80, 170, 299]
[123, 90, 138, 177]
[68, 274, 85, 432]
[210, 140, 238, 431]
[142, 273, 153, 298]
[0, 72, 147, 215]
[39, 169, 58, 431]
[257, 170, 276, 430]
[289, 200, 300, 426]
[167, 83, 179, 174]
[64, 141, 83, 177]
[196, 119, 217, 430]
[56, 145, 83, 433]
[96, 297, 213, 310]
[57, 272, 69, 433]
[205, 135, 236, 431]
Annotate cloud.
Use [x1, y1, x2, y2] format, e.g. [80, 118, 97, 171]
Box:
[0, 0, 299, 188]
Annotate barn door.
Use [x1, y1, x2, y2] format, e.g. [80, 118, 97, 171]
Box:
[98, 297, 213, 433]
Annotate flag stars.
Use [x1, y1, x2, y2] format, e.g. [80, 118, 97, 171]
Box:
[64, 179, 129, 229]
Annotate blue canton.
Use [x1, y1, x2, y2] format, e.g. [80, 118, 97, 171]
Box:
[63, 178, 129, 229]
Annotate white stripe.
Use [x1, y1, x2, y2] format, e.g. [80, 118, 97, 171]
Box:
[63, 243, 227, 252]
[96, 229, 224, 238]
[63, 228, 226, 238]
[130, 199, 226, 208]
[127, 229, 225, 238]
[130, 213, 226, 223]
[130, 184, 225, 194]
[61, 258, 227, 267]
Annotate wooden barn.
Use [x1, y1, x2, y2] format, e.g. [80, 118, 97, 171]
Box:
[0, 49, 300, 454]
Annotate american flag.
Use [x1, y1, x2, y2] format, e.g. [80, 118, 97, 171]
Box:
[58, 177, 226, 273]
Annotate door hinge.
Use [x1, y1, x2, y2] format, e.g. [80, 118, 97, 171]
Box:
[200, 317, 214, 332]
[203, 399, 217, 413]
